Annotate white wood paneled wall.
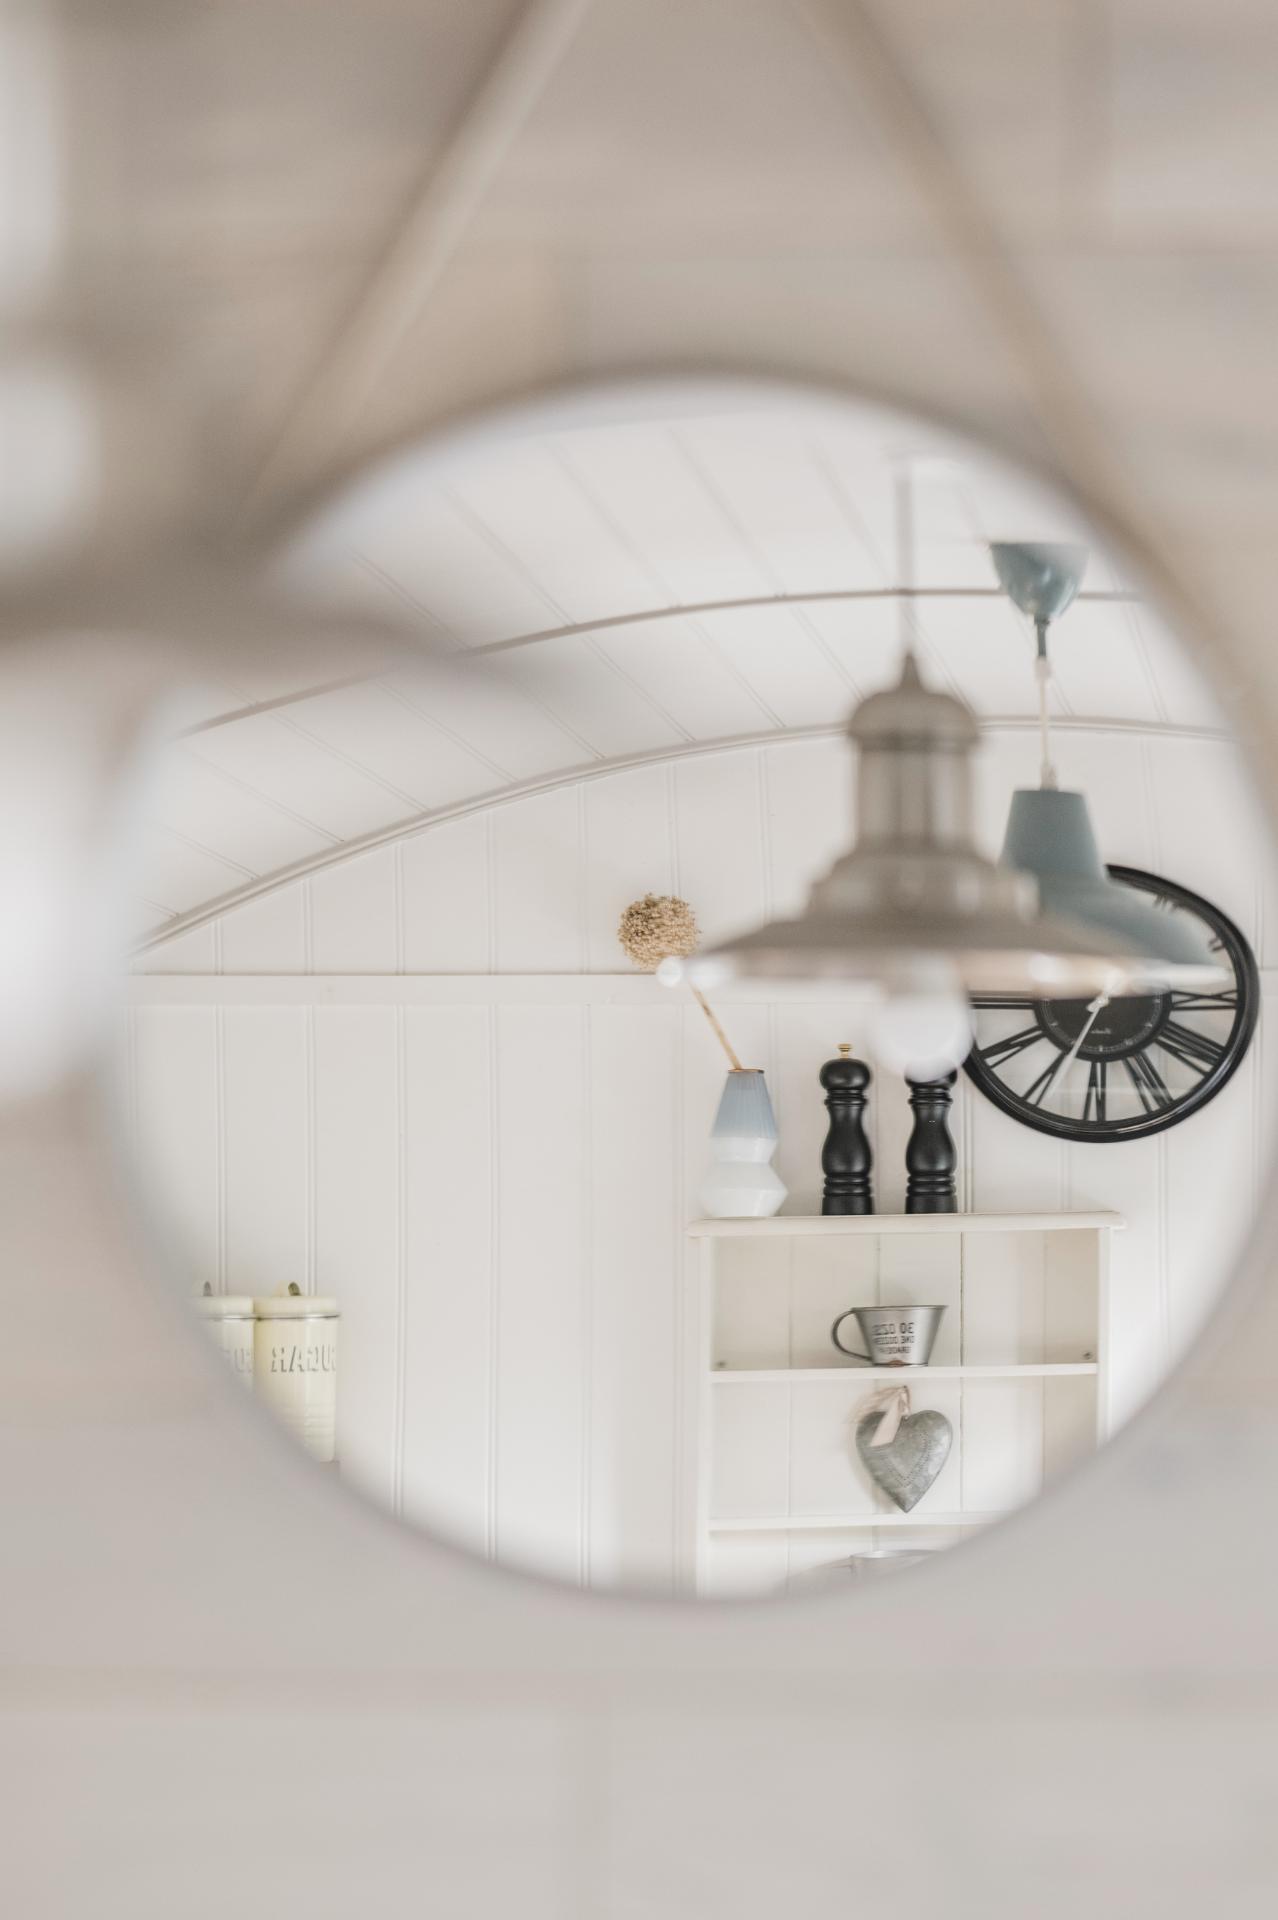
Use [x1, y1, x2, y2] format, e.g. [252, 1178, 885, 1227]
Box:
[129, 728, 1278, 1591]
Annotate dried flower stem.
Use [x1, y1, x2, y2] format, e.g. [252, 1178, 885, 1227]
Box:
[691, 986, 743, 1071]
[616, 892, 744, 1070]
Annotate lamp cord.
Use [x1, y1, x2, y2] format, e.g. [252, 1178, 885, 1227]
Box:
[895, 465, 917, 667]
[1035, 616, 1058, 789]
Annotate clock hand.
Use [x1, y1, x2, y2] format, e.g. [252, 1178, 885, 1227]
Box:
[1027, 991, 1110, 1110]
[1058, 990, 1111, 1083]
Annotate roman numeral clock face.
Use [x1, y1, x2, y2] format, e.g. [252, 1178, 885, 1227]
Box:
[965, 867, 1259, 1141]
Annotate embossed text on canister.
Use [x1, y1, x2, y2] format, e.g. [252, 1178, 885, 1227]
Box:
[252, 1286, 339, 1463]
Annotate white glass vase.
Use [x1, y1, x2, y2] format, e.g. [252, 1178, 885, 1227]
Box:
[699, 1068, 787, 1219]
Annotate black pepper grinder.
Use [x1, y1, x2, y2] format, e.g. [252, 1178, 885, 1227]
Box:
[819, 1045, 874, 1215]
[904, 1072, 958, 1214]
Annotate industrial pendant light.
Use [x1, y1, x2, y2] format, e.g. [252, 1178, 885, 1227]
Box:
[671, 487, 1212, 1090]
[992, 542, 1226, 991]
[678, 480, 1157, 1030]
[686, 645, 1146, 1000]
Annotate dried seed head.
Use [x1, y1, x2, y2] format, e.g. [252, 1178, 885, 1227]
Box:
[617, 893, 699, 970]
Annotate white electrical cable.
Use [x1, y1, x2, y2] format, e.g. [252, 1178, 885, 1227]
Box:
[894, 464, 917, 664]
[1035, 652, 1058, 789]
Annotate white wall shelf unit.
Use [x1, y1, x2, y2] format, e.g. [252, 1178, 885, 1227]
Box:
[685, 1211, 1122, 1598]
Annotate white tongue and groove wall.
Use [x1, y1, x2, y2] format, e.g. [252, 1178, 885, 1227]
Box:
[129, 718, 1277, 1592]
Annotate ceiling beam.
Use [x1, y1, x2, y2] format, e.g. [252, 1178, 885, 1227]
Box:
[138, 710, 1232, 952]
[466, 585, 1140, 658]
[180, 584, 1142, 737]
[795, 0, 1123, 507]
[238, 0, 595, 525]
[791, 0, 1231, 717]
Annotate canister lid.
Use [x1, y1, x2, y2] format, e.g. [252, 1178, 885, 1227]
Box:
[196, 1293, 255, 1318]
[253, 1286, 339, 1319]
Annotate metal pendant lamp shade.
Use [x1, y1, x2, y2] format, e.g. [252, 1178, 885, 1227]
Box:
[1000, 789, 1226, 989]
[691, 654, 1145, 996]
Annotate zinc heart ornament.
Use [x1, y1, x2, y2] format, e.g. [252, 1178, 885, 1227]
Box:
[855, 1386, 952, 1513]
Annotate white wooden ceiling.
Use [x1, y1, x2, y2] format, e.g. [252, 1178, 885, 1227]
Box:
[135, 383, 1225, 944]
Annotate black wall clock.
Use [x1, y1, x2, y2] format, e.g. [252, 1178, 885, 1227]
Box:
[964, 867, 1259, 1142]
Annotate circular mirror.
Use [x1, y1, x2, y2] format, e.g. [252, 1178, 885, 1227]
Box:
[119, 379, 1272, 1599]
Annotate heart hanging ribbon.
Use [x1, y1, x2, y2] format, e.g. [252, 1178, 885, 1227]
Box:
[856, 1382, 912, 1447]
[854, 1383, 953, 1513]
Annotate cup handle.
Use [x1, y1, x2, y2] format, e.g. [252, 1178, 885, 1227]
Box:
[830, 1312, 873, 1362]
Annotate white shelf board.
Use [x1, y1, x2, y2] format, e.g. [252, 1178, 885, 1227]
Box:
[710, 1363, 1098, 1383]
[709, 1512, 1006, 1533]
[688, 1211, 1124, 1238]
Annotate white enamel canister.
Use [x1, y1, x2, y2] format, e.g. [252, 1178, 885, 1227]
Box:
[252, 1288, 339, 1463]
[195, 1292, 255, 1387]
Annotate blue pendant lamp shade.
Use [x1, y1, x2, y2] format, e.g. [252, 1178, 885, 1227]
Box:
[990, 540, 1226, 991]
[999, 790, 1224, 989]
[990, 542, 1088, 627]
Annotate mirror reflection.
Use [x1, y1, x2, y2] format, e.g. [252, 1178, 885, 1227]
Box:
[121, 383, 1270, 1598]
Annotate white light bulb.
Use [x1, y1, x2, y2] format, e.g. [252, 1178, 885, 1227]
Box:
[869, 987, 973, 1081]
[655, 956, 685, 987]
